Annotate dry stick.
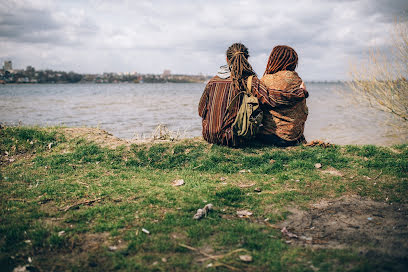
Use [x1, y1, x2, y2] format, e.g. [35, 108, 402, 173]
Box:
[197, 248, 248, 262]
[373, 170, 383, 180]
[178, 243, 241, 271]
[62, 197, 105, 212]
[192, 164, 203, 170]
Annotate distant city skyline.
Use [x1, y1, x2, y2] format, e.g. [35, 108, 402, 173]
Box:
[1, 0, 407, 80]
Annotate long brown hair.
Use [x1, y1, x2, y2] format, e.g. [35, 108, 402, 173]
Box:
[226, 43, 256, 91]
[264, 45, 298, 75]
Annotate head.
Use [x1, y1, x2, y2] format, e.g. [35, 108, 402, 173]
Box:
[264, 45, 298, 75]
[226, 43, 256, 91]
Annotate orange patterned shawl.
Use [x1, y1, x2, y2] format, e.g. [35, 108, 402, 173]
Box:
[260, 71, 308, 141]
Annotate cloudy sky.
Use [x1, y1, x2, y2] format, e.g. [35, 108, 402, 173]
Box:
[0, 0, 407, 80]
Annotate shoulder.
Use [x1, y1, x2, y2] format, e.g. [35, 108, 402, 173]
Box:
[262, 71, 302, 90]
[207, 76, 232, 85]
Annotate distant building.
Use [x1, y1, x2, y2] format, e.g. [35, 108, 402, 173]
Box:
[3, 60, 12, 71]
[162, 69, 171, 77]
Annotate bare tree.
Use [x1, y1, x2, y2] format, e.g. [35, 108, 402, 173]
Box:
[348, 22, 408, 121]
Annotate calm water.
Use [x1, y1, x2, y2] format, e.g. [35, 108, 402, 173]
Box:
[1, 83, 407, 145]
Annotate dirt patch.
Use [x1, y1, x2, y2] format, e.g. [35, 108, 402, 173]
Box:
[278, 195, 408, 267]
[60, 127, 192, 149]
[62, 127, 131, 149]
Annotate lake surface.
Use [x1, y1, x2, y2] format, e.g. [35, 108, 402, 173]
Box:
[1, 83, 407, 145]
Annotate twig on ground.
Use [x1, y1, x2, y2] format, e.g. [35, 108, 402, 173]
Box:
[178, 243, 242, 271]
[62, 197, 105, 212]
[373, 170, 383, 180]
[197, 248, 248, 262]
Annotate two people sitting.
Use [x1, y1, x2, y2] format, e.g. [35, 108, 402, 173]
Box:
[198, 43, 308, 147]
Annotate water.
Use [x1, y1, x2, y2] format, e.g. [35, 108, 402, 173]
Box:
[1, 83, 407, 145]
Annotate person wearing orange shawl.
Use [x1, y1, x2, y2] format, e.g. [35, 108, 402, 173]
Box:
[257, 45, 309, 146]
[198, 43, 308, 147]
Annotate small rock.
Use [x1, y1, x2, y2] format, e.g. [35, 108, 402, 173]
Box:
[172, 179, 185, 186]
[13, 265, 28, 272]
[142, 228, 150, 234]
[239, 254, 253, 262]
[161, 257, 167, 263]
[108, 246, 117, 251]
[314, 163, 322, 169]
[237, 210, 252, 217]
[254, 187, 262, 192]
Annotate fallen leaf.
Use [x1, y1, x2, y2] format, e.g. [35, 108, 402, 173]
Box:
[239, 255, 253, 262]
[172, 179, 185, 186]
[108, 246, 118, 251]
[237, 210, 253, 217]
[281, 226, 298, 238]
[12, 265, 29, 272]
[269, 159, 276, 164]
[193, 204, 213, 220]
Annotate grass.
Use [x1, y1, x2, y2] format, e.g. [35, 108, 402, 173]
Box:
[0, 126, 407, 271]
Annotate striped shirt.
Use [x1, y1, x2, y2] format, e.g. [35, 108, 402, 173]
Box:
[198, 75, 308, 146]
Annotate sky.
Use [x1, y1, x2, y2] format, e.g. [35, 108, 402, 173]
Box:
[0, 0, 407, 80]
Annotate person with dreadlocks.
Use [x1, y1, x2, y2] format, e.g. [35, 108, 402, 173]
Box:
[258, 45, 309, 146]
[198, 43, 308, 146]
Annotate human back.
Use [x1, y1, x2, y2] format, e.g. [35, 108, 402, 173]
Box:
[198, 43, 308, 147]
[259, 45, 308, 145]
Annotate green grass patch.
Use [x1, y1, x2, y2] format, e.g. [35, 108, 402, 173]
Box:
[1, 127, 407, 271]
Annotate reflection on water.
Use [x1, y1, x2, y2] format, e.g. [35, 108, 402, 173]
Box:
[1, 83, 407, 145]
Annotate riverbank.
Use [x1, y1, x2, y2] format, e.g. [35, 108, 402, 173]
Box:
[1, 126, 407, 271]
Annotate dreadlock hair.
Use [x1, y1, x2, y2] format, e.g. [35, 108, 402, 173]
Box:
[264, 45, 298, 76]
[226, 43, 256, 92]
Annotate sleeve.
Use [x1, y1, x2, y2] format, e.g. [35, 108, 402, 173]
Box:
[198, 81, 211, 118]
[251, 77, 307, 108]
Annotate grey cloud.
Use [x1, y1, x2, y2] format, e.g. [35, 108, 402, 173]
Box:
[358, 0, 408, 22]
[0, 5, 98, 45]
[0, 7, 62, 42]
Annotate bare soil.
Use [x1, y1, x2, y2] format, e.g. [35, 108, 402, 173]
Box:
[60, 127, 196, 149]
[278, 195, 408, 269]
